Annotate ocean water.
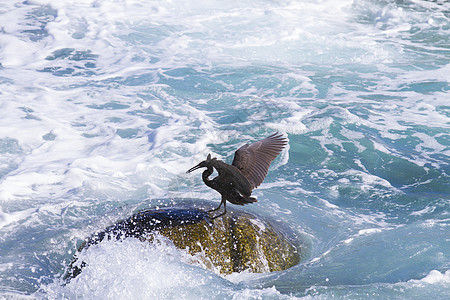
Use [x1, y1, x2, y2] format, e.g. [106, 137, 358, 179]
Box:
[0, 0, 449, 298]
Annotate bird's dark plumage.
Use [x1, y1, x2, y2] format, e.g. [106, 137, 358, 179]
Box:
[187, 133, 288, 218]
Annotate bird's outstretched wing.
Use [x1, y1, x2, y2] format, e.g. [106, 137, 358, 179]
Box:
[231, 132, 288, 189]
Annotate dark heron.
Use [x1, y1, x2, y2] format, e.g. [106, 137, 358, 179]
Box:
[187, 132, 288, 218]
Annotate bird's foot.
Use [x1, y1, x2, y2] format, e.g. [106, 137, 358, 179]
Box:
[204, 207, 227, 220]
[208, 211, 226, 220]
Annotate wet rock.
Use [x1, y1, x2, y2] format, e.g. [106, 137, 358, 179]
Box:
[66, 206, 301, 279]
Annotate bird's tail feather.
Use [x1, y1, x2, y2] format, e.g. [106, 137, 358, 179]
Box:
[243, 197, 257, 204]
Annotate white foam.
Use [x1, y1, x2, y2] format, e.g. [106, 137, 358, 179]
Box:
[342, 169, 395, 190]
[268, 110, 309, 134]
[410, 206, 436, 216]
[39, 235, 292, 299]
[231, 286, 298, 300]
[409, 269, 450, 285]
[0, 0, 448, 297]
[358, 228, 383, 235]
[48, 236, 214, 294]
[349, 212, 391, 228]
[0, 205, 37, 230]
[0, 0, 443, 206]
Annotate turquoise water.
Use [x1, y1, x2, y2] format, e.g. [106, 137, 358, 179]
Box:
[0, 0, 449, 298]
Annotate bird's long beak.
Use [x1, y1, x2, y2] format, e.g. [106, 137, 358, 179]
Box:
[186, 163, 203, 174]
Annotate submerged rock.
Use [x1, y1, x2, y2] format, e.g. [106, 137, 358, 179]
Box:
[66, 206, 301, 279]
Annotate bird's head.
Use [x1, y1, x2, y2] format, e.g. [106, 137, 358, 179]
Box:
[186, 153, 215, 173]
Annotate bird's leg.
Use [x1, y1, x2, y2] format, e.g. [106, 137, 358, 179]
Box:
[209, 197, 227, 219]
[206, 196, 227, 219]
[207, 199, 223, 213]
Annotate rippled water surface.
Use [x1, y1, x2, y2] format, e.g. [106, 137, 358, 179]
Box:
[0, 0, 449, 298]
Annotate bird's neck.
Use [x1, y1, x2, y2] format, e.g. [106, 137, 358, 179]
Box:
[208, 159, 232, 176]
[202, 166, 214, 181]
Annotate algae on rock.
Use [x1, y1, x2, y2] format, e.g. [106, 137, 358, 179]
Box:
[66, 206, 301, 279]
